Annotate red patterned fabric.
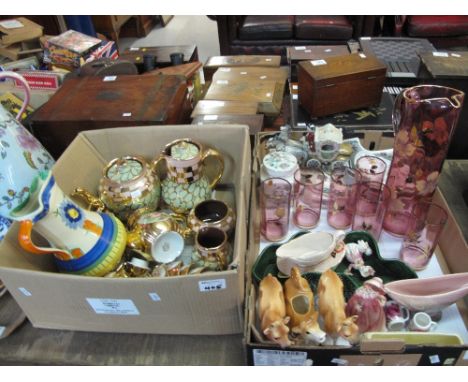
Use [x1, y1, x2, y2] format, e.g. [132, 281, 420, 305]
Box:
[407, 16, 468, 37]
[295, 16, 353, 40]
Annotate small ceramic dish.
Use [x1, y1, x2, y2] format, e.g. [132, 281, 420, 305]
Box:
[151, 231, 185, 264]
[362, 332, 463, 346]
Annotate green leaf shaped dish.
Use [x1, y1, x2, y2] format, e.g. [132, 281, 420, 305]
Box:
[252, 230, 418, 300]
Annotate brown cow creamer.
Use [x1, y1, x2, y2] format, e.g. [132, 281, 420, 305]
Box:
[258, 274, 291, 348]
[318, 269, 359, 345]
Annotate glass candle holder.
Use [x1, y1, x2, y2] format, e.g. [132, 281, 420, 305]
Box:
[293, 168, 325, 229]
[400, 202, 448, 271]
[260, 178, 292, 242]
[352, 181, 391, 241]
[327, 167, 361, 229]
[356, 155, 387, 183]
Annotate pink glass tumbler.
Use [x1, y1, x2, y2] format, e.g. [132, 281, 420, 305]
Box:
[327, 167, 361, 229]
[400, 202, 448, 271]
[352, 181, 391, 241]
[293, 168, 325, 229]
[356, 155, 387, 183]
[260, 178, 292, 242]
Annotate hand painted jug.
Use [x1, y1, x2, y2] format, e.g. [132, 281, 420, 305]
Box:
[0, 72, 54, 240]
[0, 72, 127, 276]
[383, 85, 464, 237]
[153, 138, 224, 213]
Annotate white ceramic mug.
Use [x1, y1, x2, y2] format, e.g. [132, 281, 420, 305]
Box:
[409, 312, 438, 332]
[385, 300, 410, 331]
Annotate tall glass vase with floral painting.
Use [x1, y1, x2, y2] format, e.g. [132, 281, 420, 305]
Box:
[383, 85, 464, 237]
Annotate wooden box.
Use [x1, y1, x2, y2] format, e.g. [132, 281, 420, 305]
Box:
[204, 55, 281, 81]
[286, 45, 350, 82]
[31, 75, 190, 158]
[204, 80, 283, 116]
[298, 53, 387, 117]
[191, 100, 258, 118]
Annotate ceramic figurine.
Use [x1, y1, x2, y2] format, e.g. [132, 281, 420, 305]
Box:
[154, 138, 224, 213]
[345, 278, 387, 334]
[276, 230, 346, 276]
[314, 123, 343, 164]
[187, 199, 235, 235]
[258, 274, 291, 348]
[344, 240, 375, 278]
[284, 267, 326, 345]
[99, 156, 161, 222]
[317, 269, 360, 345]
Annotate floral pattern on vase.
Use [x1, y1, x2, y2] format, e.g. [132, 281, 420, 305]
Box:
[383, 85, 464, 237]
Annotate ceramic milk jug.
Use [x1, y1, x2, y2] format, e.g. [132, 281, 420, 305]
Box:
[0, 72, 54, 239]
[0, 72, 127, 276]
[154, 138, 224, 213]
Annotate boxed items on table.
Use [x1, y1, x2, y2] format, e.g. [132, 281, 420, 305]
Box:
[244, 123, 468, 365]
[0, 124, 251, 335]
[298, 53, 387, 117]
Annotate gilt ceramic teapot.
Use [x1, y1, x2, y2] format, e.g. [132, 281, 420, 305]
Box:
[153, 138, 224, 213]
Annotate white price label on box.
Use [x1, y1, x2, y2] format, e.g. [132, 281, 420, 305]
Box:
[451, 53, 461, 58]
[0, 19, 24, 29]
[198, 279, 226, 292]
[324, 48, 332, 53]
[18, 287, 32, 296]
[331, 358, 348, 366]
[219, 68, 231, 72]
[433, 52, 449, 57]
[240, 71, 248, 75]
[203, 115, 218, 121]
[122, 112, 132, 117]
[129, 47, 140, 51]
[265, 58, 272, 62]
[260, 75, 267, 80]
[311, 59, 327, 66]
[216, 80, 229, 85]
[304, 49, 311, 53]
[292, 94, 298, 100]
[429, 355, 440, 364]
[292, 84, 298, 90]
[253, 349, 308, 366]
[103, 76, 117, 82]
[86, 298, 140, 315]
[148, 293, 161, 302]
[295, 46, 306, 50]
[359, 53, 367, 58]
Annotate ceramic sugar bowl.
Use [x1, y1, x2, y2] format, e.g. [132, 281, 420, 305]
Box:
[98, 156, 161, 222]
[154, 138, 224, 213]
[187, 199, 236, 235]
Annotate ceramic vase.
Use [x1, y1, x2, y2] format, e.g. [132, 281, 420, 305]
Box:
[154, 138, 224, 213]
[383, 85, 464, 237]
[18, 171, 127, 276]
[0, 71, 55, 240]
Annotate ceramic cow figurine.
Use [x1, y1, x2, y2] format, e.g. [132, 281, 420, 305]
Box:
[318, 269, 360, 345]
[284, 266, 326, 345]
[258, 274, 291, 348]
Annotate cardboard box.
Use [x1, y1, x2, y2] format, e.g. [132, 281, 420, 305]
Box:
[0, 17, 43, 45]
[244, 132, 468, 366]
[0, 124, 251, 335]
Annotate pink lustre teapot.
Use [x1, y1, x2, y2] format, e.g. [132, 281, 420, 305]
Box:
[0, 72, 126, 276]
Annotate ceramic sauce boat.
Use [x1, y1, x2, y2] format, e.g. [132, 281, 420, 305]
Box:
[276, 230, 346, 276]
[153, 138, 224, 213]
[384, 272, 468, 314]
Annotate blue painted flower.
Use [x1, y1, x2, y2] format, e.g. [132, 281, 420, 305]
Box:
[58, 200, 84, 229]
[0, 215, 12, 241]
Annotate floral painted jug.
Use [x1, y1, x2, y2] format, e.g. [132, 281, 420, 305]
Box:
[0, 72, 54, 240]
[17, 171, 127, 276]
[0, 72, 126, 276]
[383, 85, 464, 237]
[154, 138, 224, 213]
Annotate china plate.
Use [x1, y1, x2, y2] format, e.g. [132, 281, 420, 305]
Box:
[252, 230, 417, 300]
